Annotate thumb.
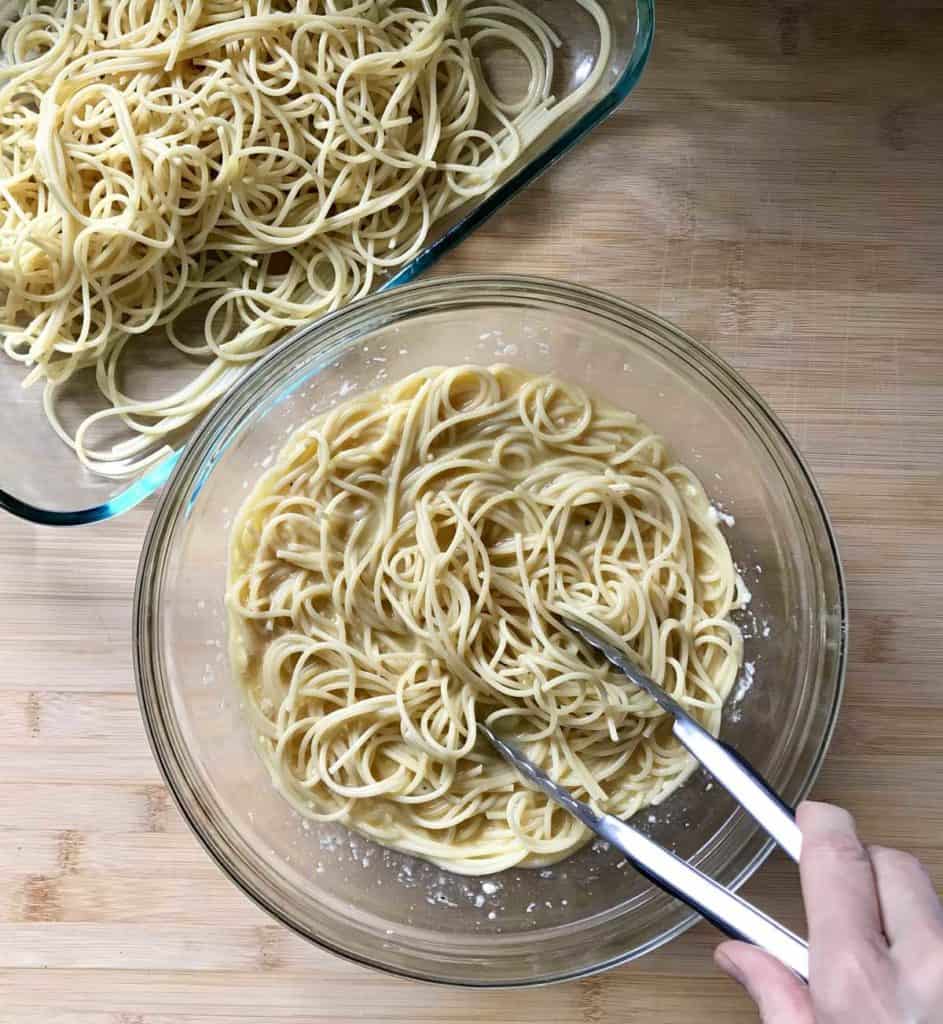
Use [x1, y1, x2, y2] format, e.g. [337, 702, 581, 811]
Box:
[715, 942, 814, 1024]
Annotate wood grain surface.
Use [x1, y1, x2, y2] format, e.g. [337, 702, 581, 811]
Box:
[2, 1, 942, 1021]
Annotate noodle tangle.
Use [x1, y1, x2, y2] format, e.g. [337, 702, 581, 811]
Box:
[0, 0, 609, 475]
[227, 365, 745, 874]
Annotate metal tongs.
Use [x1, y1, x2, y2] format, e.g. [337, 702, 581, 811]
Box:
[478, 616, 809, 980]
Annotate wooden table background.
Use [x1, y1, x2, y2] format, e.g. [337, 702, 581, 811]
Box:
[2, 1, 942, 1021]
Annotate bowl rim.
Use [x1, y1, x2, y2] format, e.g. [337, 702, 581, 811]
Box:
[134, 273, 847, 987]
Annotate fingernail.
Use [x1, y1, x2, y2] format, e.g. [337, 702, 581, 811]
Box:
[797, 800, 856, 833]
[715, 949, 745, 986]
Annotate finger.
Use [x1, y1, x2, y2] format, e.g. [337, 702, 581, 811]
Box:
[715, 941, 814, 1024]
[869, 844, 943, 944]
[797, 801, 886, 949]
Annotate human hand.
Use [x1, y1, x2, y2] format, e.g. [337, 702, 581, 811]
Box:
[714, 801, 943, 1023]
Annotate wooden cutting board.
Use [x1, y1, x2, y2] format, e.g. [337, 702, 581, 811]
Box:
[1, 1, 941, 1021]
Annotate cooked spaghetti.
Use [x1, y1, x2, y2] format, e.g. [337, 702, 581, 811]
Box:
[227, 365, 745, 874]
[0, 0, 609, 476]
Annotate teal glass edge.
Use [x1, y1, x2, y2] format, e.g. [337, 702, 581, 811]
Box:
[0, 0, 655, 527]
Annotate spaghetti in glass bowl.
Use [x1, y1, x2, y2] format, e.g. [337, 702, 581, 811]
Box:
[134, 275, 846, 986]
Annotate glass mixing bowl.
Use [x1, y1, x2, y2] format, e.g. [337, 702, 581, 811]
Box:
[134, 276, 846, 986]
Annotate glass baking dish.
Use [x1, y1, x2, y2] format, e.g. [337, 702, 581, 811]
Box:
[0, 0, 654, 526]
